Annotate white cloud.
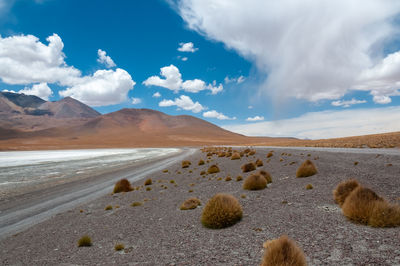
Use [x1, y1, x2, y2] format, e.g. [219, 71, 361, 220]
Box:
[59, 68, 135, 107]
[248, 105, 253, 109]
[159, 95, 204, 113]
[177, 42, 198, 53]
[131, 97, 142, 105]
[143, 64, 223, 94]
[331, 98, 367, 108]
[19, 83, 53, 100]
[224, 75, 245, 84]
[203, 110, 236, 120]
[181, 57, 188, 61]
[152, 92, 161, 98]
[223, 106, 400, 139]
[97, 49, 116, 68]
[176, 0, 400, 103]
[246, 116, 264, 122]
[0, 33, 136, 106]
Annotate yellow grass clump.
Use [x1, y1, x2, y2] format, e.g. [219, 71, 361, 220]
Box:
[115, 243, 125, 251]
[131, 202, 142, 207]
[207, 164, 220, 174]
[243, 173, 267, 190]
[182, 160, 191, 168]
[201, 193, 243, 229]
[296, 160, 317, 178]
[266, 152, 273, 158]
[198, 159, 205, 165]
[113, 178, 133, 193]
[78, 235, 92, 247]
[144, 178, 152, 186]
[261, 235, 306, 266]
[236, 175, 243, 181]
[333, 179, 360, 206]
[241, 162, 256, 173]
[105, 205, 112, 210]
[255, 159, 264, 167]
[180, 197, 201, 210]
[258, 170, 272, 184]
[305, 184, 313, 190]
[231, 152, 241, 160]
[225, 176, 232, 181]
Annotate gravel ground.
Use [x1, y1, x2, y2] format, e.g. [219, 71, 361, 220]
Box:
[1, 147, 400, 265]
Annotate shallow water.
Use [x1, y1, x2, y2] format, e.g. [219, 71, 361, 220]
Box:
[0, 148, 179, 190]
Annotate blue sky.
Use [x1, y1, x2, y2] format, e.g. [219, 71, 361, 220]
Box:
[1, 0, 400, 139]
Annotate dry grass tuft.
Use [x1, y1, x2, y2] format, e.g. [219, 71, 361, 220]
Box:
[207, 164, 220, 174]
[182, 160, 191, 168]
[305, 184, 313, 190]
[198, 159, 205, 165]
[243, 173, 267, 190]
[266, 152, 273, 158]
[115, 243, 125, 251]
[162, 169, 168, 173]
[180, 197, 201, 210]
[201, 193, 243, 229]
[146, 187, 152, 191]
[258, 170, 272, 184]
[105, 205, 113, 210]
[248, 150, 256, 155]
[200, 170, 206, 175]
[296, 160, 318, 178]
[225, 176, 232, 181]
[231, 152, 241, 160]
[144, 178, 152, 186]
[236, 175, 243, 181]
[78, 235, 92, 247]
[131, 202, 142, 207]
[241, 194, 246, 199]
[255, 159, 264, 167]
[241, 162, 256, 173]
[113, 178, 133, 193]
[333, 179, 360, 206]
[354, 161, 359, 166]
[261, 235, 306, 266]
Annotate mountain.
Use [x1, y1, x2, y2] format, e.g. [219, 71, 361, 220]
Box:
[38, 97, 100, 118]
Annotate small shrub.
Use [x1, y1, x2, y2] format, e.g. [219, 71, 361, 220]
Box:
[188, 189, 193, 193]
[162, 169, 168, 173]
[144, 178, 152, 186]
[207, 164, 220, 174]
[236, 175, 243, 181]
[255, 159, 264, 167]
[261, 235, 306, 266]
[296, 160, 317, 178]
[217, 177, 222, 181]
[243, 174, 267, 190]
[248, 150, 256, 155]
[189, 170, 193, 173]
[266, 152, 273, 158]
[342, 186, 383, 224]
[231, 152, 241, 160]
[305, 184, 313, 190]
[182, 160, 191, 168]
[170, 180, 175, 184]
[225, 176, 232, 181]
[200, 170, 206, 175]
[258, 170, 272, 184]
[354, 161, 359, 166]
[333, 179, 360, 206]
[146, 187, 152, 191]
[115, 243, 124, 251]
[279, 158, 284, 162]
[177, 171, 181, 174]
[113, 178, 133, 193]
[105, 205, 113, 210]
[201, 193, 243, 229]
[241, 162, 256, 173]
[241, 194, 246, 199]
[131, 202, 142, 207]
[180, 197, 201, 210]
[78, 235, 92, 247]
[115, 205, 120, 208]
[198, 159, 205, 165]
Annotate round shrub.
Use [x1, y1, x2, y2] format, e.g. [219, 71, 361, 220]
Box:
[255, 159, 263, 167]
[198, 159, 205, 165]
[236, 175, 243, 181]
[144, 178, 152, 186]
[243, 174, 267, 190]
[261, 235, 306, 266]
[225, 176, 232, 181]
[333, 179, 360, 206]
[180, 197, 201, 210]
[113, 178, 133, 193]
[296, 160, 317, 178]
[207, 164, 220, 174]
[241, 162, 256, 173]
[231, 152, 241, 160]
[182, 160, 191, 168]
[266, 151, 273, 158]
[78, 235, 92, 247]
[258, 170, 272, 184]
[201, 193, 243, 229]
[115, 243, 124, 251]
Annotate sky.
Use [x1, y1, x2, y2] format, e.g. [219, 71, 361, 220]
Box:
[0, 0, 400, 139]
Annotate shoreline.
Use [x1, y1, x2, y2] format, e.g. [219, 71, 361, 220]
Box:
[1, 147, 399, 265]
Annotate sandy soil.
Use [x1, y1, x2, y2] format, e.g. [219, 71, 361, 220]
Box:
[1, 147, 400, 265]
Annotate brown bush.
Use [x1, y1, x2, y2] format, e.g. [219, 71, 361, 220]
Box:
[144, 178, 152, 186]
[180, 197, 201, 210]
[243, 148, 251, 154]
[198, 159, 205, 165]
[296, 160, 317, 177]
[105, 205, 112, 211]
[248, 150, 256, 155]
[333, 179, 360, 206]
[258, 170, 272, 184]
[255, 159, 264, 167]
[266, 152, 273, 158]
[201, 193, 243, 229]
[369, 200, 400, 227]
[231, 152, 241, 160]
[218, 152, 226, 157]
[131, 202, 142, 207]
[342, 186, 383, 224]
[236, 175, 243, 181]
[78, 235, 92, 247]
[261, 235, 306, 266]
[182, 160, 191, 168]
[200, 170, 206, 175]
[113, 178, 133, 193]
[305, 184, 313, 190]
[243, 173, 267, 190]
[225, 176, 232, 181]
[207, 164, 220, 174]
[241, 162, 256, 173]
[115, 243, 125, 251]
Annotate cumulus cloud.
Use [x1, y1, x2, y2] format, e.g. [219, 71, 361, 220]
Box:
[175, 0, 400, 103]
[223, 106, 400, 139]
[152, 92, 161, 98]
[246, 116, 264, 122]
[177, 42, 198, 52]
[0, 34, 135, 106]
[19, 83, 53, 100]
[59, 68, 135, 106]
[224, 75, 245, 84]
[143, 64, 223, 94]
[331, 98, 367, 108]
[131, 97, 142, 105]
[97, 49, 116, 68]
[159, 95, 204, 113]
[203, 110, 236, 120]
